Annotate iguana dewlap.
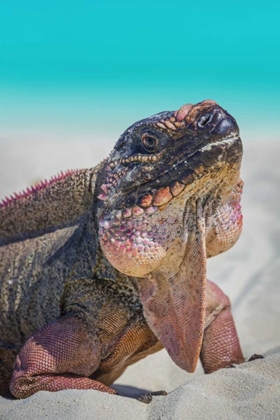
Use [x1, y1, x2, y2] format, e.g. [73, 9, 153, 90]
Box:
[0, 100, 244, 399]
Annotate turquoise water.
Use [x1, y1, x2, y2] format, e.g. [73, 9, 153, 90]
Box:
[0, 0, 279, 138]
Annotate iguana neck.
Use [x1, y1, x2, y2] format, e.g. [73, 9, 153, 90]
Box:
[0, 165, 100, 245]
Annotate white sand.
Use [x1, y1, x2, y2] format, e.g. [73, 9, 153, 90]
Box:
[0, 350, 279, 419]
[0, 133, 280, 419]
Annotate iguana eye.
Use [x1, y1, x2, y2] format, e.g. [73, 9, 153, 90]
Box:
[141, 134, 159, 153]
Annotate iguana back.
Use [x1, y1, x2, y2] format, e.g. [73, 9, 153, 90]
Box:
[0, 165, 100, 245]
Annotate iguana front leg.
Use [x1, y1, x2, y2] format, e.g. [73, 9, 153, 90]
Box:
[200, 280, 244, 373]
[9, 316, 116, 399]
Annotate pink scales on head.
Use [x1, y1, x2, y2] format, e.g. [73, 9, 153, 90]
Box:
[174, 104, 193, 121]
[0, 169, 78, 208]
[174, 100, 218, 122]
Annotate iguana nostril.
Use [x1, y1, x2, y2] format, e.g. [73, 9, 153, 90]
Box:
[214, 117, 239, 137]
[197, 113, 213, 128]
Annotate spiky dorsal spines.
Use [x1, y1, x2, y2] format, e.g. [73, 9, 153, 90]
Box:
[0, 170, 78, 209]
[0, 166, 100, 244]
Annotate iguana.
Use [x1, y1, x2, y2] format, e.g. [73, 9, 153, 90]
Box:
[0, 100, 244, 399]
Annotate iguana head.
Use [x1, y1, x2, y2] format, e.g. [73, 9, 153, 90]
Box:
[97, 100, 242, 278]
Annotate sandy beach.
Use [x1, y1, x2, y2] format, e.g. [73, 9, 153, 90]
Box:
[0, 133, 280, 419]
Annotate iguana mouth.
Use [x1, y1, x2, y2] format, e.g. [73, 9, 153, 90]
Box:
[111, 132, 242, 211]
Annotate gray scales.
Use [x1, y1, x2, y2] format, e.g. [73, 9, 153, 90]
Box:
[0, 100, 245, 399]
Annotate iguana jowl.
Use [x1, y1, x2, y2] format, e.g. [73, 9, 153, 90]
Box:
[0, 100, 244, 399]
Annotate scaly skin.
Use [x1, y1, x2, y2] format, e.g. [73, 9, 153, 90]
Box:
[0, 100, 244, 399]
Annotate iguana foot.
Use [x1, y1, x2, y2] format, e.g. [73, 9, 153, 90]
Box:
[137, 390, 167, 404]
[225, 364, 237, 369]
[224, 354, 264, 370]
[248, 354, 264, 362]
